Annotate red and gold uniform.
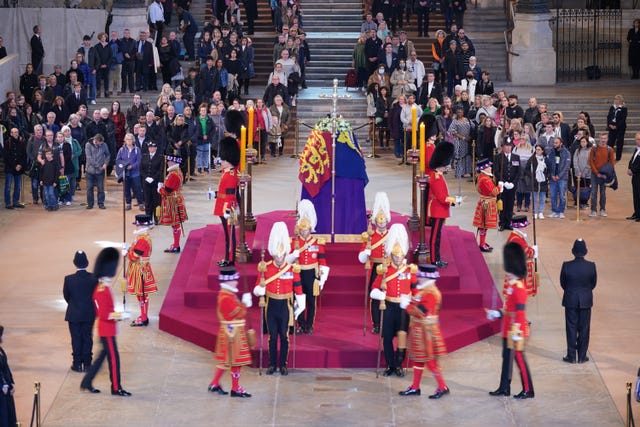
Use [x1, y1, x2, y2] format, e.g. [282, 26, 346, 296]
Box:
[472, 173, 500, 229]
[427, 170, 452, 265]
[504, 230, 537, 297]
[372, 262, 418, 372]
[214, 290, 252, 366]
[402, 282, 449, 396]
[360, 229, 388, 331]
[257, 261, 302, 371]
[126, 232, 157, 326]
[214, 167, 239, 265]
[290, 235, 326, 332]
[159, 166, 188, 251]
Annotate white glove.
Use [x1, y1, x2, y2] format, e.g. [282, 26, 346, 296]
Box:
[455, 195, 463, 205]
[498, 181, 504, 193]
[119, 311, 132, 320]
[532, 245, 539, 259]
[157, 182, 163, 192]
[145, 177, 154, 184]
[241, 292, 253, 308]
[358, 249, 371, 264]
[370, 288, 386, 301]
[223, 211, 230, 219]
[285, 249, 300, 264]
[504, 182, 514, 190]
[511, 334, 523, 342]
[399, 294, 411, 309]
[318, 265, 330, 290]
[486, 309, 502, 321]
[294, 294, 306, 320]
[253, 285, 266, 297]
[121, 248, 128, 257]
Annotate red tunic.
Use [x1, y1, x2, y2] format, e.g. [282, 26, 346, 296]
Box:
[126, 233, 157, 296]
[93, 283, 117, 337]
[159, 169, 188, 226]
[504, 231, 537, 297]
[214, 290, 252, 366]
[290, 236, 327, 268]
[501, 279, 529, 339]
[213, 167, 239, 216]
[427, 171, 451, 219]
[425, 141, 436, 175]
[407, 285, 447, 361]
[371, 263, 417, 298]
[256, 261, 303, 327]
[472, 173, 499, 229]
[359, 229, 388, 264]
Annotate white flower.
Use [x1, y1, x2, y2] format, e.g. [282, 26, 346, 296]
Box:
[314, 117, 353, 133]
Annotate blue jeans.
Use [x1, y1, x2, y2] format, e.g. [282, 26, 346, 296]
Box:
[31, 176, 40, 203]
[86, 73, 97, 102]
[4, 173, 21, 207]
[196, 144, 210, 169]
[86, 172, 105, 207]
[532, 191, 546, 215]
[43, 185, 57, 209]
[590, 176, 606, 212]
[549, 179, 567, 214]
[124, 174, 143, 205]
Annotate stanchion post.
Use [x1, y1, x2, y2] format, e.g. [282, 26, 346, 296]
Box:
[290, 119, 300, 159]
[407, 147, 420, 231]
[245, 147, 257, 231]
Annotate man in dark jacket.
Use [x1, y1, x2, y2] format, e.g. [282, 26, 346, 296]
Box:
[262, 75, 289, 107]
[560, 239, 597, 364]
[120, 29, 137, 94]
[140, 141, 164, 223]
[63, 250, 98, 372]
[493, 141, 520, 230]
[135, 31, 155, 92]
[31, 25, 45, 74]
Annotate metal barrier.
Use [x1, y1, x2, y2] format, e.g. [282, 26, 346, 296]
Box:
[29, 381, 41, 427]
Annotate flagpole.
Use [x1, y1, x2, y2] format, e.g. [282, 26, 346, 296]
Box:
[330, 78, 338, 243]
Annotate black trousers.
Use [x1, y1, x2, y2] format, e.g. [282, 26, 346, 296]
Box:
[632, 173, 640, 217]
[143, 180, 161, 221]
[266, 298, 290, 368]
[121, 61, 135, 93]
[369, 262, 381, 329]
[220, 216, 236, 263]
[81, 336, 121, 392]
[429, 217, 445, 262]
[497, 338, 534, 394]
[608, 128, 626, 161]
[565, 307, 591, 361]
[298, 269, 317, 330]
[499, 187, 516, 227]
[416, 9, 430, 36]
[382, 301, 408, 369]
[68, 320, 94, 368]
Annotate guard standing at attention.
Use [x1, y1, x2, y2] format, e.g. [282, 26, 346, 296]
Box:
[472, 159, 501, 253]
[214, 136, 240, 267]
[358, 191, 392, 334]
[288, 199, 329, 335]
[159, 154, 188, 253]
[504, 215, 538, 297]
[253, 222, 304, 376]
[125, 214, 157, 327]
[370, 223, 418, 377]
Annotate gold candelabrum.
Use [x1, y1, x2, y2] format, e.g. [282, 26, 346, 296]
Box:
[244, 147, 258, 231]
[406, 148, 421, 231]
[413, 169, 431, 264]
[235, 169, 252, 263]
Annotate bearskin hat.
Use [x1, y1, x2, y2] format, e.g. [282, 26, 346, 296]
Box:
[224, 109, 246, 138]
[93, 247, 120, 279]
[428, 141, 455, 170]
[219, 136, 241, 167]
[503, 242, 527, 279]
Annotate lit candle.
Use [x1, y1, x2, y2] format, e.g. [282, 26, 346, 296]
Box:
[419, 123, 426, 173]
[240, 126, 247, 172]
[411, 105, 417, 150]
[247, 107, 254, 150]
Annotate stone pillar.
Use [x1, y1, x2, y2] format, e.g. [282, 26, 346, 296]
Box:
[510, 12, 556, 85]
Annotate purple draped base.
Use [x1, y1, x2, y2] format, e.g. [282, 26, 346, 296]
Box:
[301, 177, 367, 235]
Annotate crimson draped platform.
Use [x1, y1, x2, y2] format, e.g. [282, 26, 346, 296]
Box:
[159, 211, 501, 368]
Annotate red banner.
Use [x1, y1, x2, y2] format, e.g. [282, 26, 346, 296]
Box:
[298, 130, 332, 198]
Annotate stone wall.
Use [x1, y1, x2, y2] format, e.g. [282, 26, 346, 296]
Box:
[0, 54, 21, 102]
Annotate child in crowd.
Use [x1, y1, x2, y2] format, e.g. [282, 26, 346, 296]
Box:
[268, 116, 282, 157]
[40, 149, 59, 211]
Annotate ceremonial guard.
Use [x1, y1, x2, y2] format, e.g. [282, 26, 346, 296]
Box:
[253, 222, 305, 376]
[359, 192, 391, 334]
[400, 264, 450, 399]
[370, 224, 418, 377]
[504, 215, 538, 297]
[493, 142, 520, 231]
[81, 247, 132, 396]
[288, 199, 329, 335]
[159, 155, 188, 253]
[214, 136, 240, 267]
[63, 250, 98, 372]
[125, 214, 157, 327]
[141, 141, 164, 224]
[208, 267, 254, 398]
[473, 159, 501, 253]
[427, 142, 457, 268]
[486, 242, 534, 400]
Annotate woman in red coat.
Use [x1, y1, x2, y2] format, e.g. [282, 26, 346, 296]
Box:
[427, 142, 456, 268]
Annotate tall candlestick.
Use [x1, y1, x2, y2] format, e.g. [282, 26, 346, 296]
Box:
[411, 105, 417, 150]
[240, 126, 247, 172]
[247, 107, 254, 150]
[419, 123, 426, 173]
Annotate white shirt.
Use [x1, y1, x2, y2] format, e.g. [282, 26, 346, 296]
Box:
[148, 1, 164, 24]
[408, 59, 425, 87]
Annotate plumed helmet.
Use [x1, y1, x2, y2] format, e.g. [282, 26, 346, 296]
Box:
[219, 136, 241, 167]
[503, 242, 527, 279]
[268, 221, 291, 259]
[224, 109, 246, 138]
[371, 192, 391, 225]
[297, 199, 317, 232]
[428, 141, 455, 170]
[93, 247, 120, 279]
[385, 223, 409, 258]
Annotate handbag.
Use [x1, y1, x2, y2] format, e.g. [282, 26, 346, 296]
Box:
[57, 175, 70, 196]
[407, 83, 417, 92]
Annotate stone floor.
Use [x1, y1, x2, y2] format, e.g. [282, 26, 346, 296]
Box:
[1, 84, 640, 426]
